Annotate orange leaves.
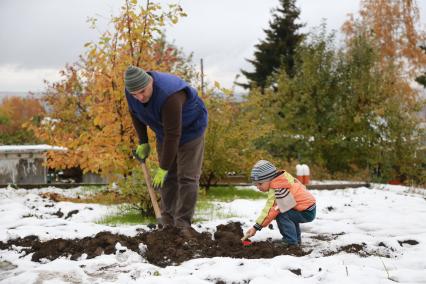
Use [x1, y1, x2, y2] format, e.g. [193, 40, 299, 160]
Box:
[0, 96, 45, 136]
[29, 1, 192, 181]
[344, 0, 426, 76]
[1, 96, 43, 118]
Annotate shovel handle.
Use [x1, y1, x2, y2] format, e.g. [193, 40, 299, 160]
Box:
[140, 162, 162, 220]
[132, 150, 162, 221]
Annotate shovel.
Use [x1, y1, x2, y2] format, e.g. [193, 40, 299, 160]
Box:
[132, 150, 162, 224]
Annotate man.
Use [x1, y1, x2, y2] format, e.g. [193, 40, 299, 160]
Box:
[124, 66, 208, 236]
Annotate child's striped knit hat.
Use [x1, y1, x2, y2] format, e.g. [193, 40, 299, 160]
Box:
[250, 160, 277, 183]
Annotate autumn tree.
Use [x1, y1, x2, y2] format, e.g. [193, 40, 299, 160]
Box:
[339, 32, 425, 182]
[239, 0, 304, 90]
[341, 0, 426, 183]
[201, 84, 273, 190]
[0, 96, 45, 144]
[342, 0, 426, 79]
[29, 1, 190, 180]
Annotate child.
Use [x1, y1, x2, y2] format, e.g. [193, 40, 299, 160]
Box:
[245, 160, 316, 246]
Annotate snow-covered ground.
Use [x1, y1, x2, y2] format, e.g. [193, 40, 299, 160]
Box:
[309, 180, 367, 185]
[1, 184, 425, 283]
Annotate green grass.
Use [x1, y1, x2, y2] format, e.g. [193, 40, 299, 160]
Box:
[193, 198, 238, 222]
[97, 186, 264, 225]
[193, 186, 264, 222]
[97, 209, 156, 225]
[198, 186, 264, 201]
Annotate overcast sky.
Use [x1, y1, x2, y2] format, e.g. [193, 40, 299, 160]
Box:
[0, 0, 425, 93]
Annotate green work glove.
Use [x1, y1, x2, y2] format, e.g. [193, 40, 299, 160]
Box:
[135, 143, 150, 161]
[153, 168, 168, 189]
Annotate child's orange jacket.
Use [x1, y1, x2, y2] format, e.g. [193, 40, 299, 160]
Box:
[255, 171, 316, 229]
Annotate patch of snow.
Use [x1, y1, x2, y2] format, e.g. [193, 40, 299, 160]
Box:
[0, 184, 425, 283]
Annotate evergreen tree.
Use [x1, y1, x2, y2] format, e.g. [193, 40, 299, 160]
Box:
[260, 27, 339, 168]
[239, 0, 304, 90]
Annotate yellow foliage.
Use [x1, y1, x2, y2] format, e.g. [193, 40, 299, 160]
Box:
[201, 83, 274, 187]
[28, 0, 190, 181]
[343, 0, 426, 78]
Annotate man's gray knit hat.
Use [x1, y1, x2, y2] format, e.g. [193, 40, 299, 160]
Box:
[124, 66, 150, 92]
[251, 160, 277, 182]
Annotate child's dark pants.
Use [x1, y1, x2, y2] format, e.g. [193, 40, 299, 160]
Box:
[276, 205, 316, 245]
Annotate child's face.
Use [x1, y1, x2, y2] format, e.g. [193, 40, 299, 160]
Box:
[255, 180, 270, 192]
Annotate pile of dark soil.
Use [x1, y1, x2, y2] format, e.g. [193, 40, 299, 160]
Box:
[0, 222, 308, 267]
[141, 222, 308, 267]
[2, 222, 403, 267]
[0, 232, 144, 262]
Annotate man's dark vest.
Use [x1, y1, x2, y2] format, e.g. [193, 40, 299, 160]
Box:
[125, 71, 208, 144]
